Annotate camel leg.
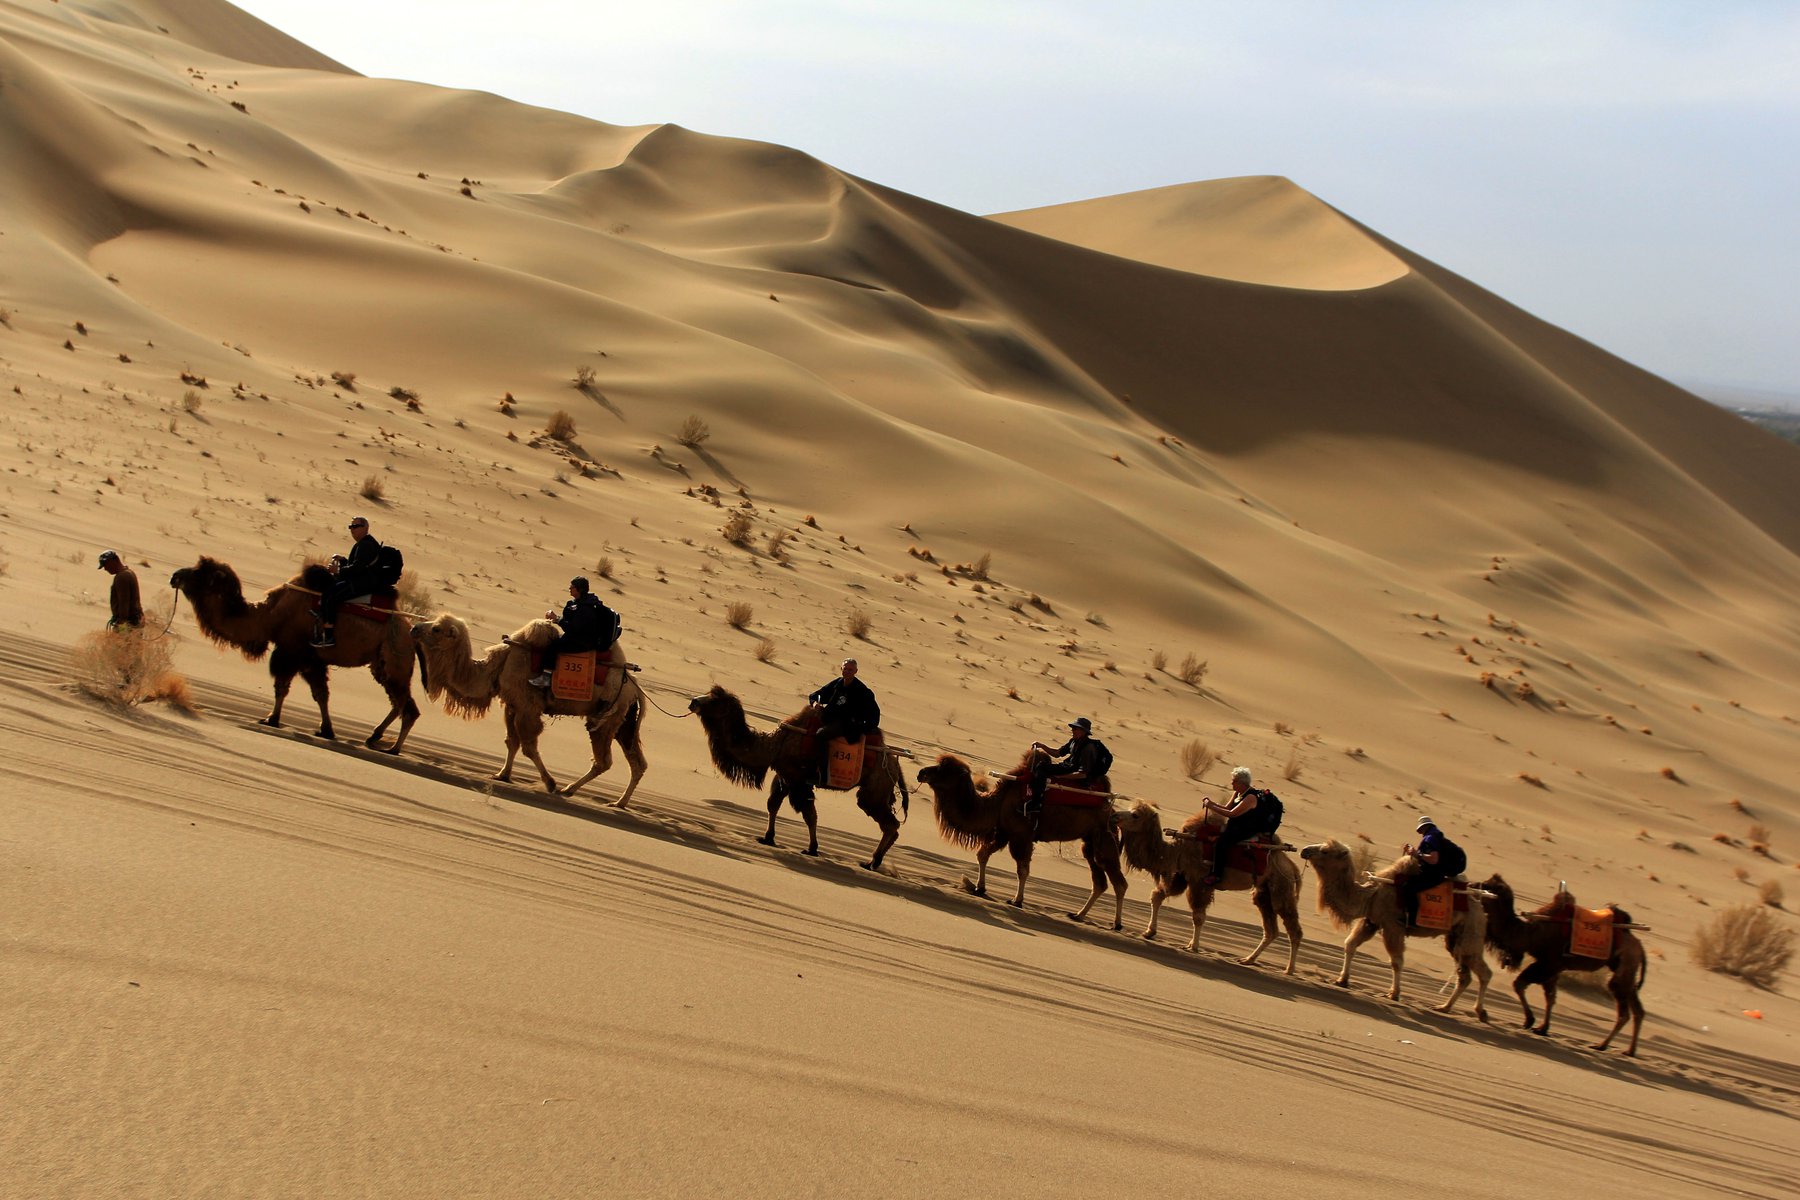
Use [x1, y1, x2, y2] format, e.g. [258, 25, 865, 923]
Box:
[300, 659, 334, 740]
[1007, 839, 1034, 908]
[1593, 972, 1644, 1056]
[1470, 952, 1492, 1022]
[862, 808, 900, 872]
[1436, 958, 1472, 1014]
[1514, 960, 1552, 1031]
[494, 708, 523, 782]
[561, 723, 616, 799]
[1278, 895, 1304, 976]
[606, 705, 648, 809]
[1381, 926, 1407, 1001]
[967, 836, 1007, 897]
[1106, 858, 1128, 933]
[1142, 883, 1168, 940]
[1186, 895, 1209, 954]
[1068, 841, 1107, 924]
[1335, 919, 1380, 989]
[1537, 975, 1562, 1038]
[757, 780, 784, 847]
[512, 710, 556, 793]
[263, 674, 291, 729]
[794, 783, 820, 856]
[1241, 886, 1280, 967]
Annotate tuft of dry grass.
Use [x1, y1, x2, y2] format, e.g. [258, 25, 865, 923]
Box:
[395, 569, 433, 616]
[1281, 746, 1303, 782]
[1691, 904, 1793, 987]
[180, 389, 203, 414]
[1660, 766, 1681, 781]
[765, 529, 792, 562]
[1749, 822, 1771, 844]
[1150, 649, 1168, 672]
[70, 623, 195, 712]
[1180, 738, 1217, 780]
[1760, 879, 1785, 908]
[721, 510, 754, 547]
[1177, 653, 1207, 687]
[595, 556, 614, 580]
[359, 474, 386, 502]
[753, 638, 777, 664]
[546, 410, 576, 440]
[387, 386, 418, 403]
[677, 415, 710, 447]
[846, 608, 872, 640]
[1518, 772, 1546, 788]
[330, 370, 357, 391]
[1273, 721, 1293, 737]
[725, 601, 753, 630]
[574, 365, 597, 389]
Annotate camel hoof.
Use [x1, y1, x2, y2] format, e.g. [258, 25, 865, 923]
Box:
[755, 835, 776, 847]
[1065, 912, 1083, 924]
[259, 716, 280, 728]
[1476, 1008, 1490, 1023]
[1333, 979, 1350, 989]
[1532, 1028, 1550, 1037]
[1006, 899, 1023, 909]
[316, 728, 335, 740]
[1111, 921, 1123, 932]
[802, 848, 819, 858]
[859, 861, 879, 872]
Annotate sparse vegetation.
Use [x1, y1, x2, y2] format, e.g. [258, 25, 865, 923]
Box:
[754, 638, 777, 664]
[546, 410, 577, 440]
[180, 389, 203, 414]
[574, 365, 597, 389]
[721, 510, 754, 547]
[725, 601, 753, 630]
[1760, 879, 1785, 908]
[69, 621, 194, 712]
[677, 415, 710, 447]
[359, 474, 386, 502]
[388, 386, 418, 403]
[1691, 904, 1793, 987]
[1282, 746, 1303, 782]
[1181, 738, 1217, 780]
[846, 608, 872, 640]
[766, 529, 792, 562]
[1518, 772, 1546, 788]
[331, 371, 357, 391]
[395, 569, 433, 616]
[1150, 649, 1168, 672]
[1177, 653, 1208, 687]
[595, 556, 614, 580]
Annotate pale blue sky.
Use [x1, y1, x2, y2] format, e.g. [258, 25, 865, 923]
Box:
[234, 1, 1799, 396]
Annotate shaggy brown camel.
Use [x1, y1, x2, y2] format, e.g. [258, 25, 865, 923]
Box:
[1115, 803, 1302, 973]
[170, 556, 421, 753]
[1478, 875, 1647, 1055]
[411, 614, 647, 804]
[913, 751, 1127, 930]
[686, 686, 908, 870]
[1299, 839, 1491, 1019]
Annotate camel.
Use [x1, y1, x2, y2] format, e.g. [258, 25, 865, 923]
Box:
[1115, 802, 1302, 973]
[1298, 839, 1491, 1019]
[410, 614, 647, 804]
[686, 686, 908, 870]
[1477, 875, 1647, 1055]
[913, 751, 1127, 930]
[170, 556, 421, 753]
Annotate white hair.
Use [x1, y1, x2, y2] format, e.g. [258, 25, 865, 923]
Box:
[1230, 766, 1252, 787]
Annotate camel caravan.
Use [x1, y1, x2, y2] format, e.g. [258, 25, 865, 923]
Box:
[167, 543, 1650, 1058]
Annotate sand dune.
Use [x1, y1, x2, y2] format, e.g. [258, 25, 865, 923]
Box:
[2, 2, 1797, 1195]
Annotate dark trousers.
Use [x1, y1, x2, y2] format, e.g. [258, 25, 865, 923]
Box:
[319, 573, 378, 626]
[541, 635, 596, 675]
[1028, 761, 1083, 807]
[1399, 866, 1450, 923]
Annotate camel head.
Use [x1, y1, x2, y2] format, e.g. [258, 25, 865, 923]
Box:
[1114, 800, 1162, 837]
[410, 613, 472, 656]
[1298, 840, 1347, 869]
[687, 685, 744, 728]
[1115, 801, 1169, 874]
[916, 754, 973, 792]
[687, 686, 767, 788]
[170, 556, 240, 600]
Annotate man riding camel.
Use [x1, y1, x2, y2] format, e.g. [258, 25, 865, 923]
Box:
[1025, 717, 1111, 828]
[806, 658, 880, 781]
[528, 577, 619, 688]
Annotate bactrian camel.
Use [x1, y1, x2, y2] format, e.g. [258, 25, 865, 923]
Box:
[1299, 839, 1491, 1019]
[1478, 875, 1647, 1056]
[170, 556, 421, 753]
[411, 614, 647, 804]
[686, 686, 907, 870]
[913, 750, 1127, 930]
[1115, 802, 1301, 973]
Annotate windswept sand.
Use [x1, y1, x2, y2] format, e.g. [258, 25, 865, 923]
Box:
[2, 2, 1797, 1196]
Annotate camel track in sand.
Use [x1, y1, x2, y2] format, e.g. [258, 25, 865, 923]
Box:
[6, 631, 1798, 1178]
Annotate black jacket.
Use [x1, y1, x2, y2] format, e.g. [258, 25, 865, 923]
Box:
[557, 593, 616, 652]
[809, 676, 880, 732]
[1048, 737, 1110, 782]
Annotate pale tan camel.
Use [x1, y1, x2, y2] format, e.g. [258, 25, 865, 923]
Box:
[1299, 839, 1491, 1019]
[170, 556, 421, 752]
[913, 750, 1127, 930]
[686, 686, 908, 870]
[411, 614, 646, 804]
[1115, 803, 1302, 973]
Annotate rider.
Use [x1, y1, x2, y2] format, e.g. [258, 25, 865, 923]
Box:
[313, 516, 381, 648]
[1199, 766, 1277, 886]
[1398, 817, 1467, 926]
[1025, 717, 1111, 827]
[807, 658, 880, 780]
[528, 576, 618, 688]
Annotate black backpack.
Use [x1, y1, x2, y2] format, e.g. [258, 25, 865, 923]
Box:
[1437, 837, 1468, 876]
[1250, 788, 1283, 835]
[1090, 740, 1114, 780]
[374, 543, 405, 588]
[596, 600, 621, 650]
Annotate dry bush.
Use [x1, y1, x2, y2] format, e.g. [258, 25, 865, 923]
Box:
[395, 569, 433, 615]
[765, 529, 792, 562]
[1282, 746, 1303, 782]
[546, 410, 576, 440]
[1177, 653, 1208, 686]
[1733, 866, 1752, 883]
[1660, 766, 1680, 781]
[721, 510, 753, 547]
[330, 370, 357, 391]
[1180, 738, 1217, 780]
[1749, 822, 1771, 843]
[1272, 720, 1293, 736]
[1691, 904, 1794, 987]
[70, 624, 194, 712]
[725, 601, 753, 630]
[359, 474, 386, 502]
[595, 556, 614, 580]
[180, 389, 203, 414]
[1760, 879, 1785, 908]
[574, 365, 597, 389]
[753, 638, 777, 664]
[967, 552, 991, 580]
[1518, 772, 1545, 788]
[388, 386, 418, 403]
[1150, 649, 1168, 672]
[846, 608, 873, 640]
[677, 415, 710, 447]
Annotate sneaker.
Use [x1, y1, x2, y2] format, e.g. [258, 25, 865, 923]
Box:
[527, 671, 552, 688]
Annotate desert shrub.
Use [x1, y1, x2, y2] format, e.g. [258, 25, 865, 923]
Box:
[574, 365, 596, 389]
[395, 569, 433, 615]
[725, 601, 753, 630]
[1178, 653, 1207, 686]
[1691, 904, 1793, 987]
[846, 608, 872, 639]
[546, 409, 577, 440]
[180, 389, 203, 414]
[753, 638, 777, 664]
[1282, 746, 1303, 782]
[721, 510, 753, 547]
[1150, 649, 1168, 672]
[70, 622, 194, 711]
[359, 474, 386, 502]
[677, 415, 710, 447]
[595, 555, 614, 580]
[967, 552, 991, 580]
[1760, 879, 1784, 908]
[330, 370, 357, 391]
[1180, 738, 1217, 780]
[765, 529, 792, 562]
[388, 386, 418, 403]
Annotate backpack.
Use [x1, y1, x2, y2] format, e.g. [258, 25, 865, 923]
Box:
[1437, 837, 1468, 877]
[1249, 788, 1283, 835]
[374, 543, 405, 588]
[595, 600, 621, 650]
[1090, 740, 1114, 780]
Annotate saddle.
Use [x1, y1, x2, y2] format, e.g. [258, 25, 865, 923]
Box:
[1411, 880, 1473, 932]
[1532, 894, 1616, 960]
[823, 730, 885, 790]
[318, 589, 399, 622]
[1043, 776, 1112, 808]
[545, 650, 611, 704]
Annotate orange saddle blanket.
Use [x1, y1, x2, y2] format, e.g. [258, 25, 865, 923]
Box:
[1412, 882, 1472, 932]
[822, 731, 885, 790]
[547, 651, 611, 704]
[1568, 906, 1616, 960]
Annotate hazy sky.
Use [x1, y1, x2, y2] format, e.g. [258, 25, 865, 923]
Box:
[233, 1, 1799, 396]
